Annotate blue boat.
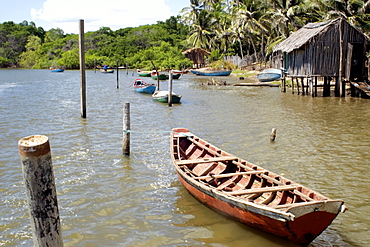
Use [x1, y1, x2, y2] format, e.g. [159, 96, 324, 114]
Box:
[190, 69, 232, 76]
[50, 68, 64, 72]
[132, 79, 156, 94]
[257, 69, 282, 82]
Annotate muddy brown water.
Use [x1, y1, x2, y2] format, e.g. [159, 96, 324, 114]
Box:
[1, 69, 368, 246]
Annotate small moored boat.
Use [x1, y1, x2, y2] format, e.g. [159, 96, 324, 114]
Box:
[173, 70, 189, 74]
[190, 69, 232, 76]
[50, 68, 64, 72]
[151, 71, 167, 80]
[101, 69, 114, 74]
[152, 90, 181, 103]
[257, 68, 282, 82]
[132, 79, 156, 94]
[137, 69, 152, 77]
[170, 128, 346, 246]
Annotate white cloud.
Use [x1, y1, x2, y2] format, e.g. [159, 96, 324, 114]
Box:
[31, 0, 173, 33]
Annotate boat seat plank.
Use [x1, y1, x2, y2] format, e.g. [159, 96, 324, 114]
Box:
[272, 200, 320, 209]
[176, 156, 238, 165]
[195, 170, 266, 180]
[224, 185, 298, 196]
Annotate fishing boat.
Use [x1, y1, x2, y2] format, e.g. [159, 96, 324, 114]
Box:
[101, 69, 114, 74]
[173, 70, 189, 74]
[257, 68, 282, 82]
[137, 69, 152, 77]
[170, 128, 346, 246]
[168, 73, 181, 79]
[152, 90, 181, 103]
[132, 79, 156, 94]
[190, 69, 232, 76]
[151, 71, 167, 80]
[50, 68, 64, 72]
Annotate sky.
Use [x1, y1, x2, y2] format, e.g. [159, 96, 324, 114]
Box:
[0, 0, 190, 34]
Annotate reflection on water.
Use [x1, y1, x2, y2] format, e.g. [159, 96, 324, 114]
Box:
[0, 69, 368, 246]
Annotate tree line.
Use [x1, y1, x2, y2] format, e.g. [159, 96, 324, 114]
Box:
[1, 0, 369, 70]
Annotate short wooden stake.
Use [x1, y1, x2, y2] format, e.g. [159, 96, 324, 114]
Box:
[122, 103, 130, 155]
[18, 135, 63, 247]
[168, 70, 173, 107]
[270, 128, 277, 142]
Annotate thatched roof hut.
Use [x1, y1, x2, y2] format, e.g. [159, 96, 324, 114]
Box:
[182, 48, 211, 68]
[272, 18, 370, 82]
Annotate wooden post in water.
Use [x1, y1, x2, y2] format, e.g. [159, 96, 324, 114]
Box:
[122, 102, 130, 156]
[94, 58, 96, 73]
[270, 128, 277, 142]
[168, 70, 173, 107]
[18, 135, 63, 247]
[116, 60, 119, 89]
[79, 19, 86, 118]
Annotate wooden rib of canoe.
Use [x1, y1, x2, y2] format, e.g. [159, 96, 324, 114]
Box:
[170, 128, 346, 246]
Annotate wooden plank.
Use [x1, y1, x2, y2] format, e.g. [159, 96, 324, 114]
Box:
[194, 170, 266, 180]
[224, 185, 297, 196]
[176, 156, 238, 165]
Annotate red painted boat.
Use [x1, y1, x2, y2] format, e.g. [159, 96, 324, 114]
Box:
[170, 128, 346, 246]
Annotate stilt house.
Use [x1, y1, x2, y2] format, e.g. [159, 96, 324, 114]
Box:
[271, 18, 370, 97]
[182, 48, 210, 68]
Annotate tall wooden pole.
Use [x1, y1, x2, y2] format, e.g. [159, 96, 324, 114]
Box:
[122, 103, 130, 155]
[18, 135, 63, 247]
[116, 60, 119, 89]
[79, 19, 86, 118]
[168, 70, 173, 106]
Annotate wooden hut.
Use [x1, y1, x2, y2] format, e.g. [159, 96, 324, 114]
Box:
[271, 18, 370, 97]
[182, 48, 211, 68]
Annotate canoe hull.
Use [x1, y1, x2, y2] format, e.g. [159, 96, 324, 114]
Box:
[132, 79, 156, 94]
[176, 171, 341, 245]
[258, 69, 282, 82]
[135, 85, 156, 94]
[171, 128, 345, 246]
[101, 69, 114, 74]
[151, 74, 167, 80]
[51, 69, 64, 72]
[190, 70, 232, 76]
[152, 91, 181, 103]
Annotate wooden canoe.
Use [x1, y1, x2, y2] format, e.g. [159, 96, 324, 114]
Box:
[137, 69, 152, 77]
[170, 128, 346, 246]
[190, 69, 232, 76]
[132, 79, 156, 94]
[257, 68, 282, 82]
[152, 90, 181, 103]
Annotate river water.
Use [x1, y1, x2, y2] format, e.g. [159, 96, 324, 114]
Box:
[0, 69, 369, 247]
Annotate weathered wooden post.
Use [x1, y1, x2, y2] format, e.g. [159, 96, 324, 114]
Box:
[122, 103, 130, 155]
[18, 135, 63, 247]
[168, 70, 173, 107]
[270, 128, 277, 142]
[116, 60, 119, 89]
[79, 19, 86, 118]
[94, 58, 96, 73]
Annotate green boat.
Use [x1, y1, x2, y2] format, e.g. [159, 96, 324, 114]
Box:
[137, 69, 151, 77]
[151, 72, 167, 80]
[152, 90, 182, 103]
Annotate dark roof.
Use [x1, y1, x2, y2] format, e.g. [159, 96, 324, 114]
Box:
[273, 18, 370, 53]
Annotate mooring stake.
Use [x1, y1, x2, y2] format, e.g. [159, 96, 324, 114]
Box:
[18, 135, 63, 247]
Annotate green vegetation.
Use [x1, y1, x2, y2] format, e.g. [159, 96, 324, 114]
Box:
[1, 1, 370, 69]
